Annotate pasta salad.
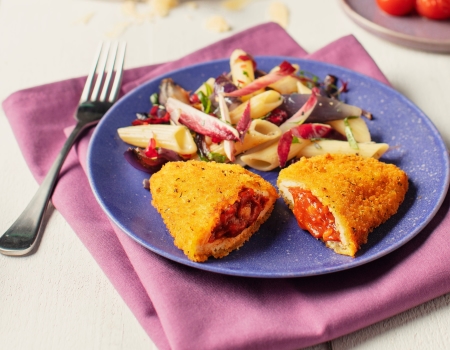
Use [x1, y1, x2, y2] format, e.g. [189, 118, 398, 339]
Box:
[118, 49, 388, 174]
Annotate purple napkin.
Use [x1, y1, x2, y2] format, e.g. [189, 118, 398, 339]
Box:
[3, 23, 450, 350]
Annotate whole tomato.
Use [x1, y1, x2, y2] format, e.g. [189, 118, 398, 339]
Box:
[376, 0, 416, 15]
[416, 0, 450, 19]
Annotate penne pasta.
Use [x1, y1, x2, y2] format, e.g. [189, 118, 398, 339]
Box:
[117, 124, 198, 155]
[268, 64, 300, 94]
[297, 140, 389, 159]
[209, 119, 282, 156]
[118, 51, 386, 175]
[229, 90, 283, 124]
[327, 117, 371, 143]
[195, 78, 215, 95]
[297, 81, 312, 94]
[240, 139, 311, 171]
[229, 49, 262, 100]
[230, 49, 255, 87]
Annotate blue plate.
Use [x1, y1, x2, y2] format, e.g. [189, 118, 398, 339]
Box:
[87, 57, 449, 278]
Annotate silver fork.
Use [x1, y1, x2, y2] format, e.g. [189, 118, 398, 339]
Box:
[0, 42, 127, 256]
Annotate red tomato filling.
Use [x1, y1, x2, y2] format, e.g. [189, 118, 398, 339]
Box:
[209, 188, 268, 242]
[289, 188, 340, 242]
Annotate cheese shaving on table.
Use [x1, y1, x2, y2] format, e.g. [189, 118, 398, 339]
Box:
[268, 1, 289, 28]
[185, 2, 198, 9]
[205, 15, 231, 33]
[222, 0, 252, 11]
[149, 0, 179, 17]
[72, 12, 95, 25]
[122, 1, 151, 22]
[106, 21, 133, 38]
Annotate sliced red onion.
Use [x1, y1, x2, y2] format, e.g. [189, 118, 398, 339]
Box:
[214, 74, 241, 111]
[224, 61, 296, 98]
[235, 102, 252, 142]
[279, 88, 320, 133]
[218, 92, 235, 161]
[124, 147, 183, 174]
[291, 123, 332, 139]
[217, 93, 231, 122]
[124, 148, 164, 173]
[223, 141, 235, 162]
[156, 147, 184, 161]
[280, 92, 369, 122]
[131, 110, 170, 125]
[277, 132, 294, 169]
[166, 97, 239, 142]
[277, 123, 333, 168]
[158, 78, 190, 106]
[254, 69, 268, 78]
[214, 74, 238, 94]
[322, 74, 339, 98]
[194, 133, 209, 160]
[264, 108, 289, 126]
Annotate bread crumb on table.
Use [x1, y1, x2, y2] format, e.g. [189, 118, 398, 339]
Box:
[268, 1, 289, 28]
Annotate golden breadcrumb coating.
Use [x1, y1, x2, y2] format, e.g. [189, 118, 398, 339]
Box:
[277, 154, 408, 256]
[150, 160, 278, 262]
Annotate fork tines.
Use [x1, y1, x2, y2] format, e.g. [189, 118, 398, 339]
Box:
[80, 42, 127, 104]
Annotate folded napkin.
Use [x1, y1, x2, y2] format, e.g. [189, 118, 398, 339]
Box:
[3, 22, 450, 350]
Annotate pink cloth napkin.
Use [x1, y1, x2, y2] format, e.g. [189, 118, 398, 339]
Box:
[3, 23, 450, 350]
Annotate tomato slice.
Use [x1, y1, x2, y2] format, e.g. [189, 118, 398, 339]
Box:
[416, 0, 450, 19]
[376, 0, 415, 16]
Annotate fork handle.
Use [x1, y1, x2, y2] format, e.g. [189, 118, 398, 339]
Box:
[0, 121, 86, 256]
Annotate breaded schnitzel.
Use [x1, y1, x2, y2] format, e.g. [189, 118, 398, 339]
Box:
[277, 154, 408, 256]
[150, 160, 278, 262]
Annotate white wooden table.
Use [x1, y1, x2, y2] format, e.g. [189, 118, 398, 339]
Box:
[1, 1, 449, 349]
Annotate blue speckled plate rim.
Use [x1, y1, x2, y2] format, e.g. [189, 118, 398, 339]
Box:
[87, 56, 450, 278]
